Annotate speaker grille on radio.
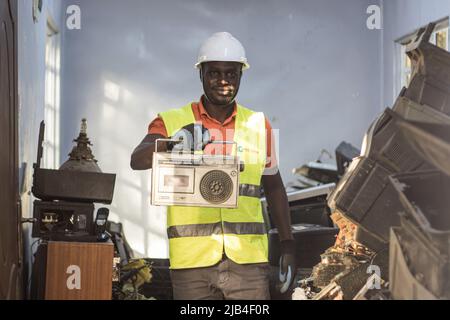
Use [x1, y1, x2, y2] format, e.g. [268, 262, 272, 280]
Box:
[200, 170, 233, 204]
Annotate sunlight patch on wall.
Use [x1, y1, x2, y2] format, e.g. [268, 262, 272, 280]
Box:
[102, 102, 116, 119]
[147, 230, 169, 258]
[122, 219, 145, 257]
[104, 80, 120, 102]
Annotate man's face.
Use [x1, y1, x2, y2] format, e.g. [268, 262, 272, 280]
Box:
[200, 61, 243, 106]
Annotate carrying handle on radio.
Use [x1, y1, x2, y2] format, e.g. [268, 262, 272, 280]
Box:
[155, 139, 238, 153]
[155, 137, 214, 153]
[209, 140, 236, 146]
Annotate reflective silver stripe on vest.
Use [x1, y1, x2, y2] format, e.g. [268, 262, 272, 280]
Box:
[167, 221, 267, 239]
[239, 184, 261, 198]
[167, 223, 222, 239]
[222, 221, 267, 235]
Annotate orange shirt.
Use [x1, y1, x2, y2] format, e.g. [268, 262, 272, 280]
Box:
[147, 97, 277, 169]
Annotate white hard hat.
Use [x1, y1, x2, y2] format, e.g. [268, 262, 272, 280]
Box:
[195, 32, 250, 70]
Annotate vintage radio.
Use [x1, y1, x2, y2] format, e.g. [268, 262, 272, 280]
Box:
[151, 139, 241, 208]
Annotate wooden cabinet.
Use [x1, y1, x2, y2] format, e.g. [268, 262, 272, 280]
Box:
[44, 241, 114, 300]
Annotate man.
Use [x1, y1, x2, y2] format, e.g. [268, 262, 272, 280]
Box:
[130, 32, 295, 300]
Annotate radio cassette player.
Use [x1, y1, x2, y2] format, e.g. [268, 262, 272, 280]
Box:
[151, 139, 242, 208]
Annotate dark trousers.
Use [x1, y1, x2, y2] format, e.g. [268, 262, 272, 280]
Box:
[170, 257, 271, 300]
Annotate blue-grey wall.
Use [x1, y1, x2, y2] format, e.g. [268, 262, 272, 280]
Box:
[59, 0, 382, 258]
[382, 0, 450, 107]
[18, 0, 65, 296]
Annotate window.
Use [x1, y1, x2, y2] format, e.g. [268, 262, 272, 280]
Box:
[430, 26, 448, 50]
[43, 15, 60, 169]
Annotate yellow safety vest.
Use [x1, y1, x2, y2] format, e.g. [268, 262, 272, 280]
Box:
[159, 102, 268, 269]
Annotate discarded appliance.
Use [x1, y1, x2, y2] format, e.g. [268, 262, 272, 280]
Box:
[268, 224, 338, 269]
[393, 112, 450, 177]
[403, 23, 450, 116]
[151, 139, 243, 208]
[31, 119, 116, 242]
[262, 183, 336, 229]
[32, 120, 116, 203]
[290, 150, 339, 189]
[262, 182, 338, 299]
[389, 227, 437, 300]
[335, 141, 361, 177]
[390, 170, 450, 299]
[293, 162, 339, 186]
[288, 143, 360, 191]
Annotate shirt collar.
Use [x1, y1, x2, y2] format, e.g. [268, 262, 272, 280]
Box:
[198, 95, 238, 125]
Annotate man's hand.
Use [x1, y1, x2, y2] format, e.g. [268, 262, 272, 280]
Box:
[130, 134, 165, 170]
[279, 240, 296, 294]
[169, 123, 211, 152]
[261, 172, 296, 293]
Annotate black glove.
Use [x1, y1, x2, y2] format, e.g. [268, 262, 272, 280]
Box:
[278, 240, 296, 294]
[168, 123, 210, 152]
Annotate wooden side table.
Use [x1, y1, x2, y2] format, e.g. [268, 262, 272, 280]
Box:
[45, 241, 114, 300]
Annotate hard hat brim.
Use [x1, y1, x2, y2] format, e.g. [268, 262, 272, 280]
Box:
[195, 60, 250, 71]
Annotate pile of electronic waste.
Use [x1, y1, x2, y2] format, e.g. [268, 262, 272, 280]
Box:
[31, 119, 116, 242]
[108, 221, 154, 300]
[29, 120, 162, 300]
[292, 22, 450, 300]
[261, 114, 362, 299]
[262, 139, 361, 299]
[109, 221, 173, 300]
[30, 119, 117, 299]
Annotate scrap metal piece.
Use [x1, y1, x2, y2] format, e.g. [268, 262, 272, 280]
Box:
[389, 228, 438, 300]
[312, 281, 345, 300]
[312, 249, 362, 288]
[390, 170, 450, 298]
[334, 262, 369, 299]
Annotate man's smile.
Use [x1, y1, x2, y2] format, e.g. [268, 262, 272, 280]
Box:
[213, 87, 233, 95]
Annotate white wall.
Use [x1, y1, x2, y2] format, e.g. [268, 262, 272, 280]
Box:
[18, 0, 65, 296]
[382, 0, 450, 107]
[59, 0, 382, 258]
